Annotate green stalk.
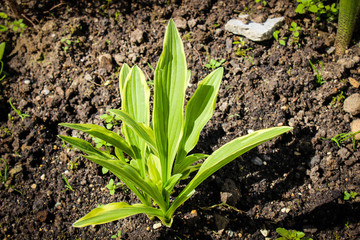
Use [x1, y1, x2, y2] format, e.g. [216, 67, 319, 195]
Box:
[335, 0, 360, 55]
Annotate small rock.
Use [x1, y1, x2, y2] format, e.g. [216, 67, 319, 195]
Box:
[98, 54, 113, 72]
[219, 102, 229, 112]
[251, 156, 263, 166]
[215, 28, 223, 36]
[41, 88, 50, 95]
[40, 174, 46, 180]
[36, 210, 48, 223]
[338, 148, 351, 160]
[344, 94, 360, 115]
[173, 17, 187, 31]
[260, 229, 269, 237]
[303, 226, 317, 234]
[24, 79, 31, 84]
[188, 18, 197, 28]
[114, 54, 125, 65]
[130, 29, 144, 44]
[31, 184, 37, 190]
[349, 77, 360, 88]
[309, 155, 320, 168]
[153, 222, 162, 229]
[9, 164, 23, 177]
[350, 119, 360, 140]
[326, 46, 335, 54]
[197, 24, 206, 31]
[220, 178, 241, 205]
[215, 214, 230, 230]
[84, 73, 92, 81]
[226, 38, 233, 53]
[225, 16, 284, 41]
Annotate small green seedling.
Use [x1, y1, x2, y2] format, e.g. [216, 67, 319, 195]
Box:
[344, 191, 358, 200]
[308, 59, 325, 85]
[295, 0, 338, 21]
[106, 178, 122, 196]
[68, 159, 79, 171]
[60, 37, 80, 53]
[204, 59, 225, 69]
[322, 130, 360, 149]
[0, 12, 27, 35]
[111, 230, 122, 239]
[100, 112, 121, 129]
[255, 0, 267, 6]
[273, 30, 287, 46]
[276, 228, 313, 240]
[9, 98, 30, 120]
[289, 22, 302, 45]
[0, 158, 22, 194]
[330, 90, 345, 107]
[62, 174, 74, 192]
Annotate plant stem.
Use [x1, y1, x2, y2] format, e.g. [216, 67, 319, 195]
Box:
[335, 0, 360, 55]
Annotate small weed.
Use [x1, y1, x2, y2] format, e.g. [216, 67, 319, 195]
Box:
[106, 178, 122, 195]
[61, 174, 74, 192]
[276, 228, 313, 240]
[100, 112, 121, 129]
[322, 130, 360, 149]
[308, 59, 325, 85]
[68, 159, 79, 171]
[0, 12, 27, 35]
[111, 230, 122, 239]
[60, 37, 80, 53]
[204, 59, 225, 69]
[0, 158, 22, 194]
[295, 0, 338, 21]
[255, 0, 267, 6]
[344, 191, 358, 200]
[9, 98, 30, 121]
[273, 30, 287, 46]
[183, 32, 192, 41]
[289, 22, 302, 45]
[330, 90, 345, 107]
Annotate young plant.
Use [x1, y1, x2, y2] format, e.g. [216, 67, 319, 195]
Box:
[255, 0, 267, 6]
[335, 0, 360, 55]
[8, 98, 30, 120]
[61, 174, 74, 192]
[58, 19, 291, 228]
[106, 178, 122, 196]
[204, 59, 225, 69]
[308, 59, 325, 85]
[273, 30, 287, 46]
[0, 12, 27, 35]
[344, 190, 358, 200]
[276, 228, 313, 240]
[289, 22, 301, 45]
[111, 230, 122, 239]
[0, 158, 22, 194]
[100, 112, 121, 129]
[295, 0, 338, 21]
[322, 130, 360, 149]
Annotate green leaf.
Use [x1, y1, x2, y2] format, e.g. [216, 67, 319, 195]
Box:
[176, 67, 223, 164]
[109, 110, 157, 154]
[174, 153, 208, 175]
[73, 202, 164, 227]
[309, 5, 318, 13]
[59, 123, 135, 159]
[58, 135, 114, 159]
[119, 63, 131, 100]
[295, 4, 306, 14]
[84, 155, 167, 210]
[167, 126, 292, 218]
[153, 19, 187, 183]
[122, 65, 150, 175]
[0, 42, 5, 60]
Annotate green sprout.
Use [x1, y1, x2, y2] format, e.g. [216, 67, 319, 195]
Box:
[308, 59, 325, 85]
[255, 0, 267, 6]
[106, 178, 122, 196]
[295, 0, 338, 21]
[273, 30, 287, 46]
[61, 174, 74, 192]
[344, 191, 358, 200]
[0, 158, 22, 194]
[111, 230, 122, 239]
[0, 42, 6, 81]
[276, 228, 313, 240]
[8, 98, 30, 121]
[322, 130, 360, 149]
[204, 59, 225, 69]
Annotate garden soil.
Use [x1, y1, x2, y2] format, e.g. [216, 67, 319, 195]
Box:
[1, 0, 360, 239]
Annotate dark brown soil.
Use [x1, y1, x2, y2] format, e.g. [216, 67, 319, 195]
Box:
[1, 0, 360, 239]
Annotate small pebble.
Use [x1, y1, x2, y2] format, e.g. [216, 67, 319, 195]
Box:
[153, 222, 162, 229]
[24, 79, 31, 84]
[40, 174, 46, 180]
[31, 184, 37, 190]
[260, 229, 269, 237]
[251, 156, 263, 166]
[41, 88, 50, 95]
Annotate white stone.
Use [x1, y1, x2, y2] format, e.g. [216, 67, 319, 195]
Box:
[225, 16, 285, 41]
[153, 222, 162, 229]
